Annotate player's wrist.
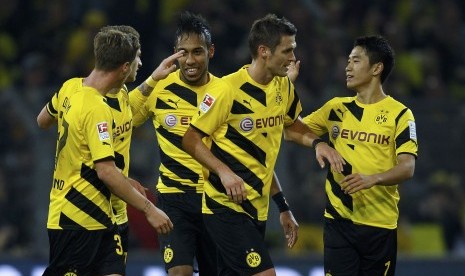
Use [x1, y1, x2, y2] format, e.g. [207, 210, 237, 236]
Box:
[272, 191, 290, 213]
[312, 138, 324, 149]
[145, 76, 158, 87]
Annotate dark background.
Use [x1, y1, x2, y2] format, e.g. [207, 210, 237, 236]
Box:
[1, 0, 464, 263]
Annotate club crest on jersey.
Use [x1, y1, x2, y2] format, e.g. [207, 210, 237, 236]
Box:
[331, 124, 340, 139]
[246, 249, 261, 268]
[199, 93, 215, 113]
[96, 122, 110, 141]
[164, 114, 177, 127]
[375, 110, 389, 125]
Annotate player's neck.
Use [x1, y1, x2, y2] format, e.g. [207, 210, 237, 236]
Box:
[356, 86, 386, 104]
[356, 83, 387, 104]
[84, 70, 123, 96]
[247, 60, 273, 85]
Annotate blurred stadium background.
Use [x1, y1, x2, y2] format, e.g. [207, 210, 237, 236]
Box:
[1, 0, 465, 275]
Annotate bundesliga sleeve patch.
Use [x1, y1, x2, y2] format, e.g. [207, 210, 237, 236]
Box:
[96, 121, 110, 141]
[199, 93, 215, 113]
[408, 121, 417, 140]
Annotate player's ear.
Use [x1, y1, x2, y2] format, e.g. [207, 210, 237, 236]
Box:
[208, 44, 215, 58]
[372, 62, 383, 77]
[259, 45, 269, 58]
[121, 61, 131, 75]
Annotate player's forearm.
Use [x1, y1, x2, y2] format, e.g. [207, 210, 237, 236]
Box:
[137, 76, 158, 97]
[283, 118, 321, 147]
[182, 126, 229, 176]
[270, 171, 282, 196]
[96, 161, 151, 213]
[373, 155, 416, 186]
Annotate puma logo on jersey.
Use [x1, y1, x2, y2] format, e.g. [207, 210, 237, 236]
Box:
[336, 108, 346, 117]
[168, 98, 180, 108]
[243, 98, 252, 109]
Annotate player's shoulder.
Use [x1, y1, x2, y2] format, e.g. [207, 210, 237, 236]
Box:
[62, 77, 84, 89]
[221, 66, 247, 83]
[58, 77, 84, 97]
[71, 86, 106, 107]
[325, 96, 355, 106]
[384, 95, 409, 108]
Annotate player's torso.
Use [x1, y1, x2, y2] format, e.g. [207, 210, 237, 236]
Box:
[150, 73, 217, 193]
[328, 97, 402, 175]
[106, 90, 133, 176]
[106, 90, 132, 224]
[49, 88, 114, 230]
[202, 70, 295, 221]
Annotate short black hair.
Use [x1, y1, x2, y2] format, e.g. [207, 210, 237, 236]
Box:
[175, 11, 212, 48]
[354, 35, 395, 83]
[248, 14, 297, 59]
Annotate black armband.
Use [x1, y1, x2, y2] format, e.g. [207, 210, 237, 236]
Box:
[272, 191, 290, 213]
[312, 138, 324, 149]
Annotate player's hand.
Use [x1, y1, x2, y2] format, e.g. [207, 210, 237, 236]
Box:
[219, 170, 247, 204]
[287, 60, 301, 83]
[340, 173, 376, 194]
[279, 211, 299, 248]
[315, 142, 345, 173]
[128, 177, 148, 197]
[151, 50, 185, 81]
[144, 203, 174, 234]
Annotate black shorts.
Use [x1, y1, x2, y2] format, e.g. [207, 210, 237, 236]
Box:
[43, 225, 125, 276]
[117, 222, 129, 264]
[157, 192, 217, 275]
[203, 210, 274, 275]
[324, 218, 397, 276]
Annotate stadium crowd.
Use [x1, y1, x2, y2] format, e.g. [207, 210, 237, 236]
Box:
[1, 0, 465, 259]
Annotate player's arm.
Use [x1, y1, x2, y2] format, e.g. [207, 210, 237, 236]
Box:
[340, 154, 416, 194]
[137, 50, 186, 96]
[182, 126, 247, 203]
[95, 159, 173, 234]
[271, 171, 299, 248]
[284, 118, 345, 173]
[37, 104, 57, 129]
[129, 50, 185, 115]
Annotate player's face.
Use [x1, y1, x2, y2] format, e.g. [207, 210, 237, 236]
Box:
[175, 33, 214, 86]
[126, 49, 142, 83]
[266, 35, 296, 77]
[345, 46, 375, 91]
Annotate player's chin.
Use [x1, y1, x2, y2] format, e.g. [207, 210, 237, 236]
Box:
[126, 75, 136, 83]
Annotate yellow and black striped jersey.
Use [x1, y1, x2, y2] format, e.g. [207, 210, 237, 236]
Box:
[46, 78, 83, 122]
[302, 96, 418, 229]
[132, 70, 223, 194]
[106, 86, 142, 225]
[47, 86, 115, 230]
[190, 66, 302, 221]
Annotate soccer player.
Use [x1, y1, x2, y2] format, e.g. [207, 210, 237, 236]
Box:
[132, 11, 299, 275]
[301, 35, 418, 275]
[37, 25, 184, 268]
[41, 28, 173, 275]
[182, 14, 345, 275]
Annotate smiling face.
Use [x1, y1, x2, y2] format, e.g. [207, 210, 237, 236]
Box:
[175, 33, 214, 86]
[265, 35, 297, 77]
[345, 46, 376, 91]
